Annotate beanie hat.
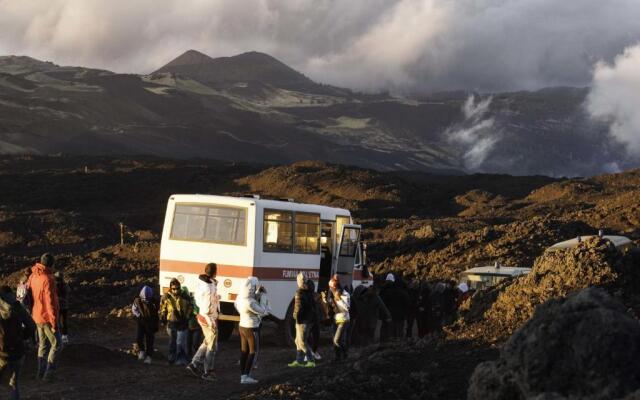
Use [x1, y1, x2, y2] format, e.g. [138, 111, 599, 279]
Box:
[386, 273, 395, 282]
[140, 286, 153, 301]
[40, 253, 55, 268]
[297, 272, 305, 289]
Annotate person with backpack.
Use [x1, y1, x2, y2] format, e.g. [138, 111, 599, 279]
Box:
[54, 270, 71, 345]
[186, 263, 220, 382]
[0, 286, 35, 400]
[327, 277, 350, 361]
[27, 253, 59, 381]
[132, 285, 159, 365]
[234, 277, 268, 384]
[288, 273, 316, 368]
[181, 286, 201, 360]
[160, 279, 192, 365]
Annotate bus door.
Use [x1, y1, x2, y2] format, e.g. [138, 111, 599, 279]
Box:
[335, 224, 361, 291]
[318, 221, 334, 291]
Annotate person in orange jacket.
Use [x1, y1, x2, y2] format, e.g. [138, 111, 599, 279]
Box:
[27, 253, 60, 381]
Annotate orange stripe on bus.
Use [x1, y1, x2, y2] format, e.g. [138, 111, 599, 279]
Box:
[160, 260, 370, 281]
[159, 260, 320, 280]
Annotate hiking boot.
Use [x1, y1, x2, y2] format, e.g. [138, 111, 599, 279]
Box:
[144, 356, 152, 365]
[42, 367, 54, 382]
[138, 351, 146, 361]
[241, 375, 258, 384]
[287, 361, 305, 367]
[305, 361, 316, 368]
[201, 372, 217, 382]
[186, 363, 202, 377]
[37, 358, 46, 380]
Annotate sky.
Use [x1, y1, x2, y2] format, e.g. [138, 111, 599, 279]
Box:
[1, 0, 640, 93]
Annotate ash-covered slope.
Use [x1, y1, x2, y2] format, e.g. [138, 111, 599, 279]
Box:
[0, 51, 636, 175]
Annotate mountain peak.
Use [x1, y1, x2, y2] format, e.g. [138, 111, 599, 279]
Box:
[153, 49, 315, 90]
[161, 49, 214, 69]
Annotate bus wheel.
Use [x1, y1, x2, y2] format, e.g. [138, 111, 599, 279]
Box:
[218, 321, 235, 342]
[279, 301, 295, 347]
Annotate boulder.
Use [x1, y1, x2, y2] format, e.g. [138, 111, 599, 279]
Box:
[468, 288, 640, 400]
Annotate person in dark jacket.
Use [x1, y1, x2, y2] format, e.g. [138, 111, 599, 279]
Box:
[288, 273, 316, 367]
[54, 270, 70, 345]
[305, 279, 323, 361]
[0, 286, 35, 400]
[132, 286, 159, 365]
[379, 273, 411, 342]
[416, 281, 432, 337]
[406, 279, 420, 338]
[353, 285, 391, 345]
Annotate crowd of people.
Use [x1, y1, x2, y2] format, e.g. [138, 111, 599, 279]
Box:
[0, 254, 470, 397]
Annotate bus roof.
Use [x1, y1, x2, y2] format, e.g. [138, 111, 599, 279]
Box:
[168, 194, 351, 218]
[461, 265, 531, 277]
[546, 235, 633, 251]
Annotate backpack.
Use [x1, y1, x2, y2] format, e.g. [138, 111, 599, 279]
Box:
[16, 283, 33, 313]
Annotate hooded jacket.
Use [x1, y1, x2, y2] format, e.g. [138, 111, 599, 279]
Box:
[234, 277, 268, 328]
[132, 286, 159, 333]
[160, 289, 192, 331]
[331, 289, 351, 324]
[293, 273, 315, 324]
[181, 287, 199, 330]
[0, 291, 35, 363]
[195, 274, 219, 327]
[28, 263, 59, 327]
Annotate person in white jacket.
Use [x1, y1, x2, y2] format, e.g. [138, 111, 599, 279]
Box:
[186, 263, 219, 382]
[234, 277, 269, 384]
[329, 277, 351, 362]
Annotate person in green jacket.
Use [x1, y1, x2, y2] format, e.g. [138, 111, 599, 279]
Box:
[181, 286, 201, 359]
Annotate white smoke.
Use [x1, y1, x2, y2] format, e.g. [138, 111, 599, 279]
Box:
[447, 95, 498, 170]
[587, 44, 640, 157]
[1, 0, 640, 92]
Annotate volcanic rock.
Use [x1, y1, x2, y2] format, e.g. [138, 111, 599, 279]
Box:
[468, 288, 640, 400]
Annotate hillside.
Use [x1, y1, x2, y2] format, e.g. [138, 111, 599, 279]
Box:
[0, 52, 637, 176]
[0, 155, 639, 399]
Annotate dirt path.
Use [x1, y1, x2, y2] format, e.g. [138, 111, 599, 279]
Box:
[18, 319, 336, 400]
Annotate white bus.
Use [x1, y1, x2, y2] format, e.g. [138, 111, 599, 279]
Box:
[159, 194, 370, 342]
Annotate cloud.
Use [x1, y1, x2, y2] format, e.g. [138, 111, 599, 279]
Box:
[446, 95, 499, 170]
[587, 44, 640, 157]
[1, 0, 640, 92]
